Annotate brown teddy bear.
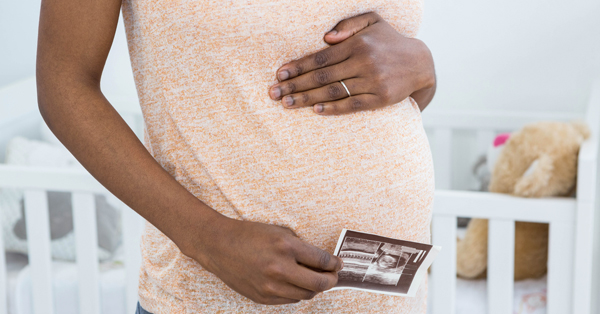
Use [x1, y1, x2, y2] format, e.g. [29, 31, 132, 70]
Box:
[456, 121, 590, 280]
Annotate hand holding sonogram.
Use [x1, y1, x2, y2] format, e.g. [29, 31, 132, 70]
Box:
[191, 218, 343, 305]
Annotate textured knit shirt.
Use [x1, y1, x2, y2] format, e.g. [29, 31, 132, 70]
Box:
[121, 0, 434, 313]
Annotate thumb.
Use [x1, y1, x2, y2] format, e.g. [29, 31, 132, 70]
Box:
[324, 11, 382, 45]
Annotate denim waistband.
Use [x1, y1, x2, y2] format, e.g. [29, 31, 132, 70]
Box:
[136, 302, 153, 314]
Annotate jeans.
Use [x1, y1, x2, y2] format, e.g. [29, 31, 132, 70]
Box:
[136, 302, 153, 314]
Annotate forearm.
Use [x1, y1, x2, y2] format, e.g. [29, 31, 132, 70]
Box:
[36, 77, 223, 258]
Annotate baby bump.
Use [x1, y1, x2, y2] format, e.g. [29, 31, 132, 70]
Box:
[233, 99, 435, 252]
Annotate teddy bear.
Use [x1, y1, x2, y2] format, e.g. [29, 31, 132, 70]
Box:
[456, 120, 590, 280]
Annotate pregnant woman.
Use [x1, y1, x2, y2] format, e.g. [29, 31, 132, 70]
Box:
[37, 0, 436, 313]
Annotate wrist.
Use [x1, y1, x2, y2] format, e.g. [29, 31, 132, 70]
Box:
[168, 199, 228, 258]
[176, 205, 235, 271]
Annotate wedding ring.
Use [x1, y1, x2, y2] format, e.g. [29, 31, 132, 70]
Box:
[340, 80, 351, 97]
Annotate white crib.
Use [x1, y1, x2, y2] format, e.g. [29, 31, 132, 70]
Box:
[0, 77, 599, 314]
[426, 80, 600, 314]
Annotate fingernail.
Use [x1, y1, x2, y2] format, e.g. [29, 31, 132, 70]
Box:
[270, 87, 281, 99]
[338, 259, 344, 271]
[283, 95, 294, 107]
[278, 70, 289, 81]
[314, 104, 324, 113]
[326, 30, 338, 36]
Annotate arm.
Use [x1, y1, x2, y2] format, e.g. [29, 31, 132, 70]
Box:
[37, 0, 342, 305]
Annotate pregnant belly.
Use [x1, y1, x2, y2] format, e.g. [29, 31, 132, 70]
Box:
[133, 0, 431, 253]
[168, 97, 434, 254]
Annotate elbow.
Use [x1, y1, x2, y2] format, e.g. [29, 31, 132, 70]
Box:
[35, 64, 100, 126]
[36, 71, 56, 127]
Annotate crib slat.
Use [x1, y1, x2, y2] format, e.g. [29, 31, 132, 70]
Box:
[24, 190, 54, 314]
[73, 193, 101, 314]
[571, 136, 598, 314]
[0, 209, 7, 314]
[433, 128, 452, 189]
[487, 219, 515, 314]
[547, 221, 574, 314]
[431, 215, 456, 314]
[572, 200, 595, 314]
[122, 203, 144, 314]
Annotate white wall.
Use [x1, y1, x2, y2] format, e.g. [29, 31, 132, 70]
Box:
[0, 0, 42, 87]
[418, 0, 600, 113]
[0, 0, 137, 106]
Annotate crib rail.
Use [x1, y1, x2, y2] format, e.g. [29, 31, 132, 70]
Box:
[427, 79, 600, 314]
[0, 166, 144, 314]
[422, 106, 584, 132]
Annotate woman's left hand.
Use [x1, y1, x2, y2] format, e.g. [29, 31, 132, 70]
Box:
[269, 11, 436, 115]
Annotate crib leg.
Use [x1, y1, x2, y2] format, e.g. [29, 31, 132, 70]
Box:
[547, 221, 574, 314]
[487, 219, 514, 314]
[73, 193, 101, 314]
[431, 215, 457, 314]
[24, 190, 54, 314]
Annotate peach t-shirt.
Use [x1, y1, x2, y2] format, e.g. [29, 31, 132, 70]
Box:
[121, 0, 434, 313]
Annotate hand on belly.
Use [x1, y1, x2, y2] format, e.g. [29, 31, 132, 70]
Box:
[268, 11, 436, 115]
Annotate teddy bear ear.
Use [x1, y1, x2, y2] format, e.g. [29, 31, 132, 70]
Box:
[570, 120, 591, 140]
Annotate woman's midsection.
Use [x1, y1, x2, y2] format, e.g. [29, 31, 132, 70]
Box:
[160, 97, 434, 254]
[129, 0, 432, 251]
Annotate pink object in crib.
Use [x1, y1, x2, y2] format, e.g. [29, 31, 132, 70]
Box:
[493, 133, 511, 147]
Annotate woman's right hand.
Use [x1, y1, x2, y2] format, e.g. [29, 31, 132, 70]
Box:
[187, 217, 344, 305]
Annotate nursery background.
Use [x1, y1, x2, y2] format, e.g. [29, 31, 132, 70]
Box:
[1, 0, 600, 313]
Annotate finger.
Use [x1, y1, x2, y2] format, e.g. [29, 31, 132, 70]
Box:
[266, 282, 319, 301]
[255, 295, 301, 305]
[281, 78, 367, 109]
[314, 93, 382, 115]
[323, 11, 382, 45]
[275, 41, 352, 83]
[284, 264, 339, 293]
[270, 61, 358, 101]
[293, 241, 343, 272]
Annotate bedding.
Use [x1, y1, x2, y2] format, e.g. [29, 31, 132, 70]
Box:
[454, 276, 547, 314]
[424, 276, 547, 314]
